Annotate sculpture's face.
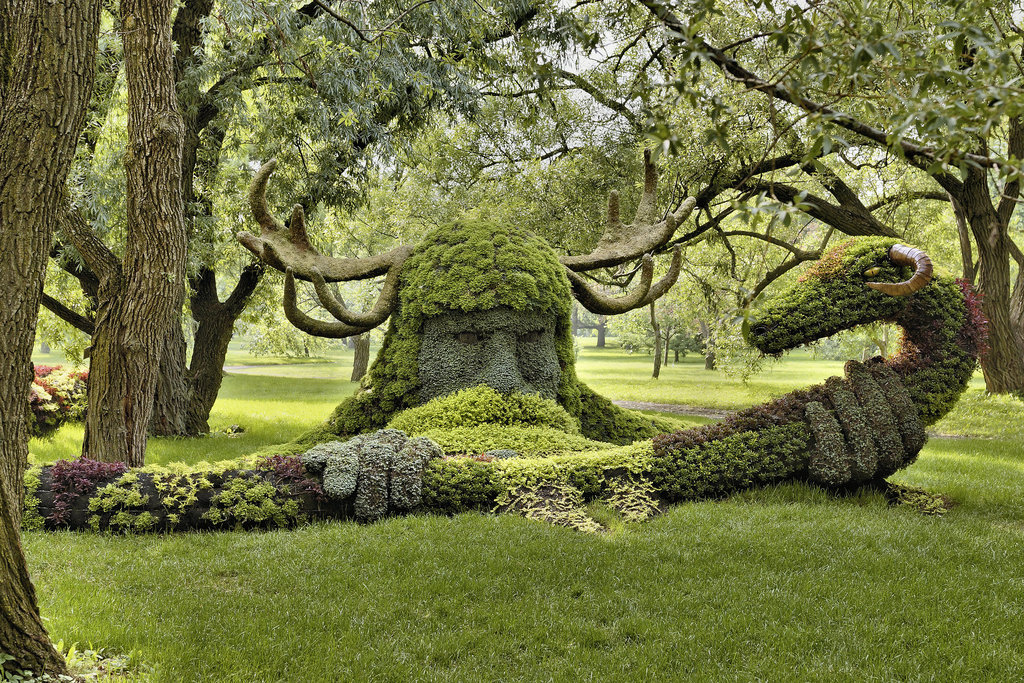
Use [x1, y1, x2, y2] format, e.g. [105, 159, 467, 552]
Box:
[746, 238, 908, 355]
[418, 307, 561, 402]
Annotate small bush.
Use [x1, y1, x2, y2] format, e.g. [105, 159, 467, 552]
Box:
[30, 365, 88, 438]
[387, 386, 580, 434]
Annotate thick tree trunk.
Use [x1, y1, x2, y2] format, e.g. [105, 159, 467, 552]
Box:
[0, 0, 100, 674]
[351, 333, 371, 381]
[596, 315, 606, 348]
[149, 320, 190, 435]
[81, 0, 187, 465]
[960, 174, 1024, 394]
[650, 303, 662, 379]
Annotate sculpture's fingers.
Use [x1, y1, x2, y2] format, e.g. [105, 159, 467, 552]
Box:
[824, 377, 878, 483]
[320, 442, 361, 499]
[355, 441, 394, 522]
[390, 437, 444, 511]
[844, 361, 904, 477]
[805, 401, 851, 486]
[865, 360, 926, 462]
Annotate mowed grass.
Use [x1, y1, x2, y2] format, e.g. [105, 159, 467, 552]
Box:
[23, 337, 1024, 681]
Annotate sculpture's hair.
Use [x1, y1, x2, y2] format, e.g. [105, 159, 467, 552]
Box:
[289, 219, 672, 449]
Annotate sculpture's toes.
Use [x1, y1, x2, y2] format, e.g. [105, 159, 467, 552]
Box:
[355, 442, 395, 522]
[389, 437, 444, 512]
[824, 377, 878, 483]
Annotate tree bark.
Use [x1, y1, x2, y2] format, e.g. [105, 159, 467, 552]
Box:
[351, 333, 371, 381]
[650, 303, 662, 379]
[958, 169, 1024, 393]
[149, 320, 189, 435]
[596, 315, 606, 348]
[74, 0, 187, 465]
[698, 319, 716, 370]
[0, 0, 100, 674]
[184, 264, 263, 433]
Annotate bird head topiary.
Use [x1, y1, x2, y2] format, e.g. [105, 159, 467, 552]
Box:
[238, 152, 695, 446]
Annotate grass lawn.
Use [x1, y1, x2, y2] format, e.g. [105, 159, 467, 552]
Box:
[22, 338, 1024, 681]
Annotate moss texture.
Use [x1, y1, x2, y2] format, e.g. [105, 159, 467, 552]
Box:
[295, 218, 666, 447]
[28, 238, 984, 533]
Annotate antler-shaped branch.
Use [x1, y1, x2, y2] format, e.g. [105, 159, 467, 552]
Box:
[283, 269, 373, 338]
[561, 150, 693, 314]
[239, 159, 411, 338]
[238, 159, 413, 282]
[568, 248, 683, 315]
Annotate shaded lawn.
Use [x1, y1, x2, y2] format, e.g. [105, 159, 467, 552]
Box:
[24, 340, 1024, 681]
[25, 471, 1024, 681]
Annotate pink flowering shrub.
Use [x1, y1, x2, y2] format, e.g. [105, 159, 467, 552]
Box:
[30, 365, 88, 438]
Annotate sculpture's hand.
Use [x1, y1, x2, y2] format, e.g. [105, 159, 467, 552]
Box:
[301, 429, 444, 521]
[804, 360, 926, 487]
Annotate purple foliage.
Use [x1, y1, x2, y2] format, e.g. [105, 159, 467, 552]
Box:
[256, 454, 325, 501]
[49, 458, 128, 525]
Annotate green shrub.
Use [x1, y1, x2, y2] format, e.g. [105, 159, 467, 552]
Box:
[417, 424, 605, 457]
[387, 386, 580, 434]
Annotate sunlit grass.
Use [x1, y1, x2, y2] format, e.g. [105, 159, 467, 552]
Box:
[23, 336, 1024, 681]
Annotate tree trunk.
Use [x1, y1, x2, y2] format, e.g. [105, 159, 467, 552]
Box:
[184, 264, 263, 434]
[149, 319, 189, 435]
[698, 319, 716, 370]
[80, 0, 187, 466]
[0, 0, 100, 674]
[663, 329, 672, 366]
[650, 303, 662, 379]
[351, 333, 371, 381]
[39, 341, 50, 354]
[959, 174, 1024, 393]
[596, 315, 606, 348]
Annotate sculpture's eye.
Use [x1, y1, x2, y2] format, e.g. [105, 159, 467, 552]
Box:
[863, 266, 882, 277]
[456, 331, 483, 345]
[520, 330, 543, 344]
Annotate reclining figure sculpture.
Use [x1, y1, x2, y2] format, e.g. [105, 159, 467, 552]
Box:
[25, 154, 983, 531]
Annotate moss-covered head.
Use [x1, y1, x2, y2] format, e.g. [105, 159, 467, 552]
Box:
[747, 238, 916, 355]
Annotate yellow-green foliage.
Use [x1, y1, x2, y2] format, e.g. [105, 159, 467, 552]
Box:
[22, 465, 43, 532]
[89, 472, 149, 513]
[154, 471, 213, 528]
[202, 475, 301, 529]
[387, 386, 580, 434]
[420, 442, 656, 515]
[295, 219, 672, 447]
[418, 424, 605, 456]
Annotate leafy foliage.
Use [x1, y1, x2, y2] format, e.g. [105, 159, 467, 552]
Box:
[29, 365, 88, 438]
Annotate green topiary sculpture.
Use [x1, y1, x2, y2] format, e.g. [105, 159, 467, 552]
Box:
[238, 152, 693, 447]
[27, 177, 984, 531]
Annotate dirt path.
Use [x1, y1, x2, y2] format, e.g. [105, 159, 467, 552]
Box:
[611, 400, 735, 420]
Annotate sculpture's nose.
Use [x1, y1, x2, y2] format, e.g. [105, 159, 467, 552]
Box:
[479, 332, 526, 394]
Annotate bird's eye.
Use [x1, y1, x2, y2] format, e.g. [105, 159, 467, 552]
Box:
[520, 330, 543, 343]
[863, 266, 882, 277]
[456, 332, 482, 345]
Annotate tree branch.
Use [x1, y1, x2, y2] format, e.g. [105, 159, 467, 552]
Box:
[40, 294, 95, 335]
[866, 190, 950, 212]
[638, 0, 1008, 173]
[57, 203, 121, 281]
